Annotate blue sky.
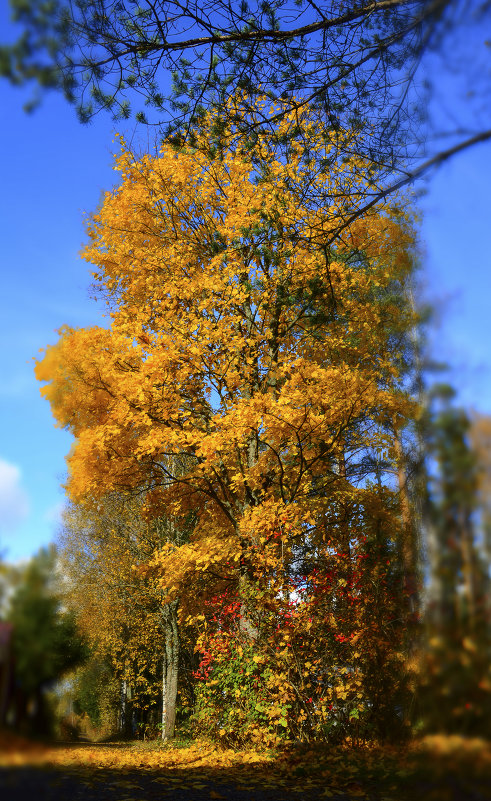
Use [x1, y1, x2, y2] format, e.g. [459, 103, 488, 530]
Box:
[0, 5, 490, 561]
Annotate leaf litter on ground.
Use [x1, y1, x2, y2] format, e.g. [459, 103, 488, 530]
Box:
[1, 731, 491, 800]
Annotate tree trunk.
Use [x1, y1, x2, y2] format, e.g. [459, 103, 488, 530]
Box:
[337, 447, 353, 630]
[120, 679, 128, 736]
[392, 421, 418, 617]
[161, 598, 179, 741]
[238, 570, 258, 640]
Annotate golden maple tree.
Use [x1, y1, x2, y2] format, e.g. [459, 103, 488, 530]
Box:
[36, 97, 419, 741]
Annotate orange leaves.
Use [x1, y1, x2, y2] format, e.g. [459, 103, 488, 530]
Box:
[3, 733, 489, 801]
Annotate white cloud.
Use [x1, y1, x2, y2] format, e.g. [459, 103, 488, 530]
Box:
[0, 459, 29, 533]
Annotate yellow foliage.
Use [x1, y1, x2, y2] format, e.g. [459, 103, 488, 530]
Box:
[36, 95, 418, 625]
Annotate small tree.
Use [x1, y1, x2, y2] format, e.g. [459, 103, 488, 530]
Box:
[60, 492, 192, 740]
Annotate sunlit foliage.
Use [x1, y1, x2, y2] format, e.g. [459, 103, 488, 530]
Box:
[36, 97, 420, 743]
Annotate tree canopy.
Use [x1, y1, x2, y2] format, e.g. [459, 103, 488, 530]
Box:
[3, 0, 490, 194]
[0, 0, 435, 128]
[35, 99, 417, 568]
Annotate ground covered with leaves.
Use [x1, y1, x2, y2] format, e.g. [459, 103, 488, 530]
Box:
[1, 732, 491, 801]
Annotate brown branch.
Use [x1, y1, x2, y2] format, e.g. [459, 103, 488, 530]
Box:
[67, 0, 421, 67]
[329, 128, 491, 244]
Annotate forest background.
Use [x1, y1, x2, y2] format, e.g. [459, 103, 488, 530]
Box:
[0, 0, 488, 764]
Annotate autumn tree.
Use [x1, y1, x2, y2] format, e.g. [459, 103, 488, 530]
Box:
[36, 99, 420, 741]
[59, 491, 195, 740]
[70, 654, 121, 737]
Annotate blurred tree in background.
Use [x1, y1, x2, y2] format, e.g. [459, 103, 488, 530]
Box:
[416, 389, 491, 737]
[4, 546, 87, 736]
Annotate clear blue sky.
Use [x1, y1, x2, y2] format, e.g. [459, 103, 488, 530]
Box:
[0, 3, 490, 561]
